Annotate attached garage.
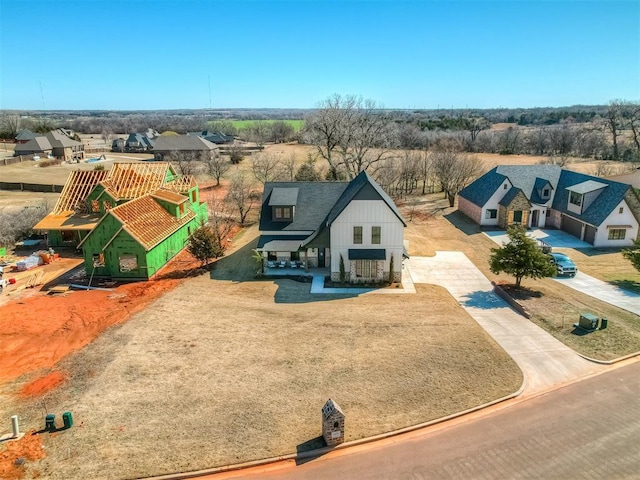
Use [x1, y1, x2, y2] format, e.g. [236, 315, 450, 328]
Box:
[561, 215, 584, 240]
[584, 225, 597, 244]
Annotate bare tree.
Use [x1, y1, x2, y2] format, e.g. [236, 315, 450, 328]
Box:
[202, 152, 230, 186]
[251, 152, 283, 184]
[171, 151, 206, 176]
[281, 153, 297, 181]
[623, 101, 640, 159]
[226, 173, 256, 225]
[270, 121, 295, 143]
[207, 193, 236, 248]
[605, 100, 624, 160]
[304, 94, 394, 180]
[101, 126, 112, 148]
[0, 114, 20, 139]
[432, 147, 484, 207]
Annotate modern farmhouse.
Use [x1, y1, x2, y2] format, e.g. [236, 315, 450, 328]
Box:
[458, 165, 640, 247]
[257, 171, 407, 283]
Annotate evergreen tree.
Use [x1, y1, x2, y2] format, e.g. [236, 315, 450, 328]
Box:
[489, 225, 556, 288]
[187, 226, 224, 267]
[622, 239, 640, 272]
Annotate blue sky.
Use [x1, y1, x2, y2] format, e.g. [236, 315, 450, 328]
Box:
[1, 0, 638, 110]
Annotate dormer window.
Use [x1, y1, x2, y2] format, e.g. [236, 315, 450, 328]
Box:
[274, 207, 292, 220]
[543, 188, 550, 198]
[569, 191, 582, 207]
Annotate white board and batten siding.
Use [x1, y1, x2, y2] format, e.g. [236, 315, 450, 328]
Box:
[329, 200, 404, 272]
[593, 199, 639, 247]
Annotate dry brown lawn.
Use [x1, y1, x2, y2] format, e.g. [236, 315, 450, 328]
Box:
[1, 225, 522, 480]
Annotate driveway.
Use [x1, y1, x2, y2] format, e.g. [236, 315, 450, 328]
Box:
[406, 252, 603, 395]
[484, 228, 591, 248]
[553, 271, 640, 315]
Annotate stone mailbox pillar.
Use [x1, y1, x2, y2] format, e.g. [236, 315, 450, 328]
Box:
[322, 398, 345, 447]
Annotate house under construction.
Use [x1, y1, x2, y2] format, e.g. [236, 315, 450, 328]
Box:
[35, 162, 208, 280]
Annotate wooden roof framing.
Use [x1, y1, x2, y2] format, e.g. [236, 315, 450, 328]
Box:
[164, 175, 197, 193]
[52, 170, 109, 214]
[100, 163, 174, 200]
[151, 189, 188, 205]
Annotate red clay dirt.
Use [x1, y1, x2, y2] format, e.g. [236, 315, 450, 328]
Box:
[19, 371, 67, 398]
[0, 432, 46, 479]
[0, 248, 205, 386]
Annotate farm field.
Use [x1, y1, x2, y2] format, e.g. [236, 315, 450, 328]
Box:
[215, 119, 305, 132]
[0, 223, 522, 480]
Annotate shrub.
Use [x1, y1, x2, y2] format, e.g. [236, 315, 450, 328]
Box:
[37, 159, 62, 168]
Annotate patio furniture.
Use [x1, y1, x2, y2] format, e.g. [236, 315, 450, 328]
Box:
[267, 261, 276, 269]
[278, 261, 287, 268]
[290, 261, 298, 268]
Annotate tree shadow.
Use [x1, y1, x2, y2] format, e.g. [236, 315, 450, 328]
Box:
[609, 279, 640, 295]
[443, 211, 483, 236]
[462, 290, 504, 309]
[295, 436, 330, 466]
[209, 238, 259, 282]
[573, 247, 624, 257]
[501, 285, 543, 300]
[273, 279, 360, 304]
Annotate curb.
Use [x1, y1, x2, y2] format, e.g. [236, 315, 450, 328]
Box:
[142, 381, 527, 480]
[576, 349, 640, 365]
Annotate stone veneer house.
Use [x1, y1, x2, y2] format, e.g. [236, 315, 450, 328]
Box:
[257, 171, 407, 283]
[14, 130, 84, 161]
[458, 165, 640, 247]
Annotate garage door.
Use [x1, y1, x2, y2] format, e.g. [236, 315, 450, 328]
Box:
[561, 215, 583, 239]
[584, 225, 596, 244]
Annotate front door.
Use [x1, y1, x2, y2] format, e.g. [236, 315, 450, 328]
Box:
[531, 210, 539, 228]
[318, 248, 325, 267]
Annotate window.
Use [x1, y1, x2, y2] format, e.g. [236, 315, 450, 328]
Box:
[485, 209, 497, 219]
[291, 251, 300, 261]
[61, 230, 74, 242]
[91, 200, 100, 213]
[372, 226, 381, 244]
[191, 190, 197, 203]
[546, 209, 551, 217]
[119, 254, 138, 272]
[619, 207, 624, 214]
[513, 210, 523, 223]
[273, 207, 292, 220]
[543, 188, 550, 197]
[608, 229, 626, 240]
[103, 200, 112, 211]
[569, 191, 582, 207]
[503, 184, 508, 190]
[92, 253, 105, 267]
[353, 226, 363, 244]
[179, 203, 185, 216]
[355, 260, 374, 278]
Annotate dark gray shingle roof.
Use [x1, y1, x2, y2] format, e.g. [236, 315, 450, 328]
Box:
[269, 187, 299, 206]
[499, 187, 524, 206]
[153, 135, 218, 152]
[458, 168, 508, 206]
[259, 182, 349, 232]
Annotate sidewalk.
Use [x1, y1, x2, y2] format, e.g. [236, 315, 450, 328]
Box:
[310, 265, 416, 295]
[406, 252, 604, 395]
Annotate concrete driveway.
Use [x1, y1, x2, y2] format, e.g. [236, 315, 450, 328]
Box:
[406, 252, 603, 395]
[553, 271, 640, 315]
[484, 228, 591, 248]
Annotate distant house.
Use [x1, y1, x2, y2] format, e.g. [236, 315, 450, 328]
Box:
[187, 130, 234, 144]
[14, 130, 84, 161]
[14, 129, 37, 144]
[152, 134, 219, 161]
[111, 132, 156, 153]
[257, 171, 407, 283]
[34, 162, 207, 280]
[458, 165, 640, 247]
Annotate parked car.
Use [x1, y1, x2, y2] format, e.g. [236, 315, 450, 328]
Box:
[548, 252, 577, 277]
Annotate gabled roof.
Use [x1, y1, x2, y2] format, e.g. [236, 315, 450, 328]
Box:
[45, 130, 82, 148]
[553, 170, 634, 226]
[52, 169, 109, 214]
[100, 162, 175, 200]
[107, 195, 195, 251]
[458, 168, 508, 206]
[15, 129, 37, 141]
[499, 187, 527, 207]
[260, 182, 349, 232]
[153, 134, 219, 152]
[326, 171, 406, 227]
[460, 165, 562, 207]
[126, 133, 154, 148]
[14, 136, 53, 152]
